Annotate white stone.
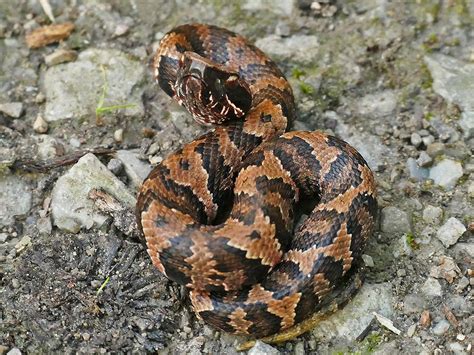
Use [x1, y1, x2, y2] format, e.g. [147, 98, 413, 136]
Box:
[436, 217, 466, 247]
[33, 115, 48, 133]
[51, 153, 136, 233]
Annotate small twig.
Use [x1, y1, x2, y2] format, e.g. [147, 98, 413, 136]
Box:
[38, 0, 55, 22]
[12, 147, 115, 173]
[356, 316, 377, 342]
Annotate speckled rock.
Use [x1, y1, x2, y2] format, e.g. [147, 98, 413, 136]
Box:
[51, 153, 136, 233]
[436, 217, 466, 247]
[380, 206, 412, 235]
[0, 175, 32, 226]
[43, 48, 145, 121]
[429, 159, 463, 190]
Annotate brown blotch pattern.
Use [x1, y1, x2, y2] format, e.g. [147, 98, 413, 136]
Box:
[137, 24, 378, 338]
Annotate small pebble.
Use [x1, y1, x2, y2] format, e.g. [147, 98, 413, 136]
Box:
[69, 138, 81, 148]
[114, 128, 124, 142]
[113, 23, 130, 37]
[0, 233, 8, 243]
[82, 332, 91, 341]
[417, 151, 432, 167]
[37, 216, 52, 235]
[456, 333, 465, 341]
[411, 132, 422, 147]
[149, 155, 163, 165]
[455, 277, 469, 292]
[107, 158, 123, 175]
[35, 92, 46, 104]
[397, 269, 407, 277]
[33, 115, 48, 133]
[422, 135, 435, 146]
[426, 142, 445, 157]
[432, 320, 450, 335]
[11, 278, 20, 289]
[362, 254, 374, 267]
[407, 324, 417, 337]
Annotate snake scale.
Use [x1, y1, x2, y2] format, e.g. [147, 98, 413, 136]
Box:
[136, 23, 377, 338]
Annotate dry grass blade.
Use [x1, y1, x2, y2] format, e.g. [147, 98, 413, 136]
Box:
[38, 0, 55, 22]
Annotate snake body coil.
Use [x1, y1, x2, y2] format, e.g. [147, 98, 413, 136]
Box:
[136, 24, 377, 337]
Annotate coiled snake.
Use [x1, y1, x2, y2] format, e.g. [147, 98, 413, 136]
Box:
[136, 24, 377, 338]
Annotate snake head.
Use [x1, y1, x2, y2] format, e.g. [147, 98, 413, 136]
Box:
[175, 52, 252, 125]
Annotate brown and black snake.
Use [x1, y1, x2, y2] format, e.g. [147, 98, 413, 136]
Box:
[136, 23, 378, 338]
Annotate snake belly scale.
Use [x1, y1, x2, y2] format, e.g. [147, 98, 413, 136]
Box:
[136, 23, 378, 338]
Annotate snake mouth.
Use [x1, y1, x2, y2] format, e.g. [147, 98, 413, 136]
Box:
[175, 54, 252, 124]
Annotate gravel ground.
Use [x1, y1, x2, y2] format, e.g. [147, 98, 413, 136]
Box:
[1, 0, 473, 354]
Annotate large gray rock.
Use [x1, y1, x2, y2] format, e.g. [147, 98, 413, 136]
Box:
[0, 175, 32, 226]
[429, 159, 463, 190]
[43, 48, 145, 121]
[51, 153, 136, 233]
[424, 54, 474, 139]
[310, 283, 393, 343]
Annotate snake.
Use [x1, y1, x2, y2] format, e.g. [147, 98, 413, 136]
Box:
[136, 23, 378, 338]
